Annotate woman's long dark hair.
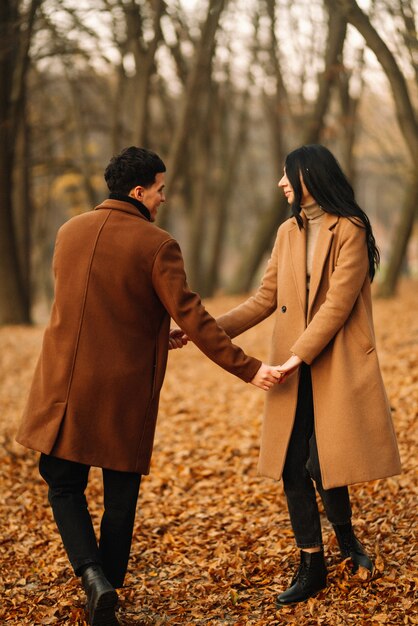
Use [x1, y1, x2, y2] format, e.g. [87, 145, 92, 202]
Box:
[285, 144, 379, 281]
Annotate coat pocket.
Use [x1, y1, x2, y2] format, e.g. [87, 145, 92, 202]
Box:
[345, 316, 375, 354]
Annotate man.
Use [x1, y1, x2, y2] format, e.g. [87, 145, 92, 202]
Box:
[17, 147, 280, 625]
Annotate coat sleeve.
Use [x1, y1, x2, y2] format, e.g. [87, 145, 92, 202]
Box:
[291, 219, 369, 364]
[215, 231, 279, 339]
[151, 238, 262, 382]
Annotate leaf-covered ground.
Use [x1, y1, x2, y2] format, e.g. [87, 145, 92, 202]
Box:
[1, 283, 417, 625]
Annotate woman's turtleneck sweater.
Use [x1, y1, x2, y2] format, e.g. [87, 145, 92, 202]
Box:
[301, 202, 325, 291]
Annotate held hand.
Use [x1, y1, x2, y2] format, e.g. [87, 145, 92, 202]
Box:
[276, 354, 303, 382]
[251, 363, 284, 391]
[168, 328, 189, 350]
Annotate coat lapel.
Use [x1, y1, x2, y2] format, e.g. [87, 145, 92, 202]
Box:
[307, 212, 339, 319]
[288, 216, 307, 317]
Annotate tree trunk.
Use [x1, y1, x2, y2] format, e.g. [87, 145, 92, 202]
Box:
[184, 82, 213, 292]
[395, 0, 418, 86]
[14, 96, 32, 313]
[377, 175, 418, 297]
[228, 0, 348, 293]
[111, 56, 128, 153]
[0, 0, 40, 324]
[335, 0, 418, 167]
[157, 0, 226, 228]
[335, 0, 418, 296]
[67, 77, 101, 208]
[0, 165, 29, 323]
[305, 1, 347, 144]
[203, 88, 251, 297]
[129, 0, 164, 146]
[337, 47, 365, 181]
[227, 195, 289, 294]
[203, 9, 261, 297]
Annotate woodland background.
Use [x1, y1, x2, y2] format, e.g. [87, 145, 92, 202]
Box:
[0, 0, 417, 624]
[0, 0, 418, 324]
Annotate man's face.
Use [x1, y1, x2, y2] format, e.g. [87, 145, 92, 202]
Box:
[130, 172, 166, 221]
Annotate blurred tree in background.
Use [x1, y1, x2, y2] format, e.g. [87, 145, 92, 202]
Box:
[0, 0, 416, 324]
[0, 0, 40, 323]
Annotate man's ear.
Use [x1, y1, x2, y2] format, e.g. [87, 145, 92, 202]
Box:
[130, 186, 145, 200]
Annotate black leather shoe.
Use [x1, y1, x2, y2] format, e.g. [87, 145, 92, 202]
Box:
[276, 549, 327, 606]
[333, 523, 373, 573]
[81, 564, 119, 626]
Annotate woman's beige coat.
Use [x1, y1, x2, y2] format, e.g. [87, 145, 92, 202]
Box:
[217, 212, 401, 489]
[17, 199, 261, 474]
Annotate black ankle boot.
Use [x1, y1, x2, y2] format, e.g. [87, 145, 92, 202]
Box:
[81, 564, 119, 626]
[333, 523, 373, 573]
[276, 549, 327, 606]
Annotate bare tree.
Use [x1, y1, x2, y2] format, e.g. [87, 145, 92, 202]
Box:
[3, 0, 415, 321]
[336, 46, 366, 180]
[157, 0, 227, 228]
[388, 0, 418, 85]
[104, 0, 166, 151]
[228, 0, 348, 293]
[335, 0, 418, 163]
[335, 0, 418, 296]
[0, 0, 41, 324]
[182, 8, 264, 296]
[202, 79, 254, 296]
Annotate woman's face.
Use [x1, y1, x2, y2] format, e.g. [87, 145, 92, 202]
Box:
[278, 170, 294, 204]
[278, 169, 314, 206]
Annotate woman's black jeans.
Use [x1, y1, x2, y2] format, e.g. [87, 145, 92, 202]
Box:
[282, 363, 352, 548]
[39, 453, 141, 588]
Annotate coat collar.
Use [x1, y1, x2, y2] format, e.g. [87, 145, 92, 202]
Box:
[288, 212, 339, 318]
[94, 198, 149, 221]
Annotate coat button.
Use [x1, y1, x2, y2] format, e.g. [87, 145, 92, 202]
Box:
[281, 305, 287, 313]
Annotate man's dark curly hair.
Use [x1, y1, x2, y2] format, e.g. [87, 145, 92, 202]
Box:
[104, 146, 166, 194]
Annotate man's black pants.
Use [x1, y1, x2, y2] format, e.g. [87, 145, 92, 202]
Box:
[282, 363, 352, 548]
[39, 453, 141, 588]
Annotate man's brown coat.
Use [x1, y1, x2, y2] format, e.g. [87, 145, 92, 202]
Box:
[217, 212, 401, 489]
[17, 199, 261, 473]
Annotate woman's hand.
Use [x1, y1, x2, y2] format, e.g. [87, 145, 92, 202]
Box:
[168, 328, 189, 350]
[251, 363, 283, 390]
[276, 354, 303, 382]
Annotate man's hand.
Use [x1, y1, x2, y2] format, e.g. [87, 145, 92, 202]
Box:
[168, 328, 189, 350]
[250, 363, 283, 390]
[276, 354, 303, 382]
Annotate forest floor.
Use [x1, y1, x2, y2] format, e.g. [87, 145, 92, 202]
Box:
[0, 283, 417, 625]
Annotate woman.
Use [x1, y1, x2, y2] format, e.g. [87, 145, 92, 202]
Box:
[215, 144, 401, 605]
